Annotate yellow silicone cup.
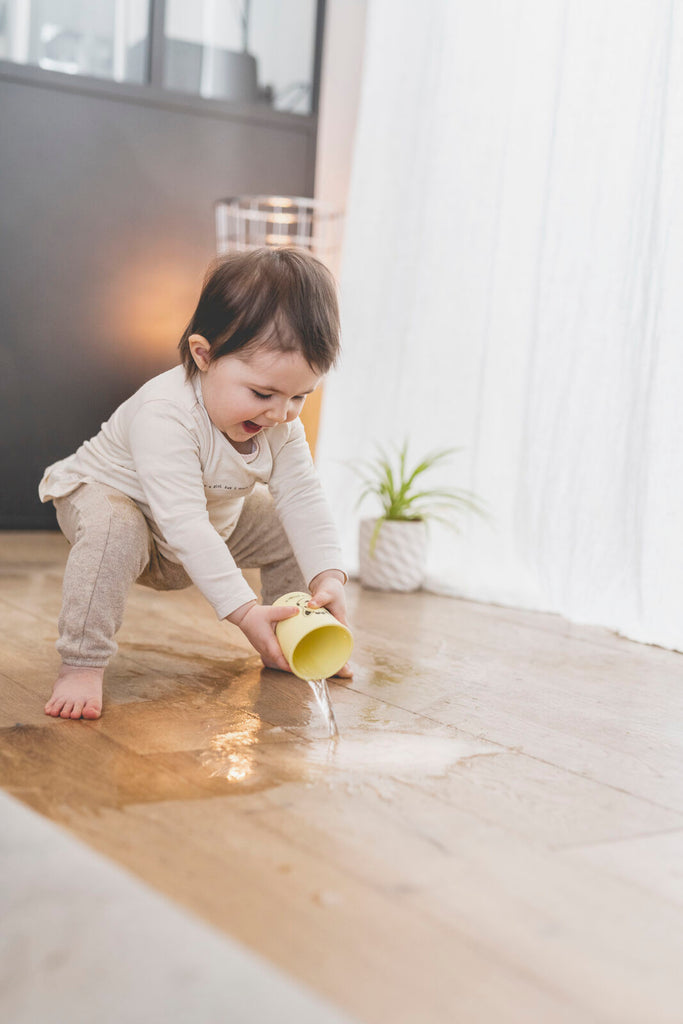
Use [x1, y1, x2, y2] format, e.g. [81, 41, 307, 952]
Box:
[273, 591, 354, 680]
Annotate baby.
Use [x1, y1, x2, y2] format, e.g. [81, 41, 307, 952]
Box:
[39, 247, 350, 720]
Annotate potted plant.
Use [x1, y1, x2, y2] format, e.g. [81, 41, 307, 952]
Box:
[353, 442, 486, 592]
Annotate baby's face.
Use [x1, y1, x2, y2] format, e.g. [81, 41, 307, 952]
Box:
[194, 343, 322, 450]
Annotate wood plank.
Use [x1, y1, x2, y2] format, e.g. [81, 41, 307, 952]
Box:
[566, 828, 683, 906]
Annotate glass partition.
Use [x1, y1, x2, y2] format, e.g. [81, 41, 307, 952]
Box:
[0, 0, 320, 114]
[164, 0, 318, 113]
[0, 0, 150, 83]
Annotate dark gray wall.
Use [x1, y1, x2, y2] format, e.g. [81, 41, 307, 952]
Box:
[0, 66, 317, 527]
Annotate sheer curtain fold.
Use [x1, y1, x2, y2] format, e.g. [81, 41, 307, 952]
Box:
[317, 0, 683, 652]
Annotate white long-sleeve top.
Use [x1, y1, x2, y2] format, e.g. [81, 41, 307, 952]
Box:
[39, 365, 344, 619]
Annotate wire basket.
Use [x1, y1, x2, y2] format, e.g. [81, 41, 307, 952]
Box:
[215, 195, 343, 262]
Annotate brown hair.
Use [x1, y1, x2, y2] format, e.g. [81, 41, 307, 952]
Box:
[178, 247, 340, 376]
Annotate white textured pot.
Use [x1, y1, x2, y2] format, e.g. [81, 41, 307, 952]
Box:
[358, 518, 428, 592]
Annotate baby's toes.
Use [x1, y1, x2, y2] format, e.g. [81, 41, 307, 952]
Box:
[45, 697, 64, 717]
[82, 700, 102, 720]
[59, 700, 75, 718]
[69, 700, 85, 719]
[333, 662, 354, 679]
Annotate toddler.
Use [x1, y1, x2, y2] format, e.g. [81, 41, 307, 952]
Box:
[39, 247, 350, 720]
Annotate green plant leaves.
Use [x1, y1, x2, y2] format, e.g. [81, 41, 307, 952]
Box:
[352, 440, 487, 529]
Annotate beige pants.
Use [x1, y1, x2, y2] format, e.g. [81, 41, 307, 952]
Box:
[54, 482, 306, 667]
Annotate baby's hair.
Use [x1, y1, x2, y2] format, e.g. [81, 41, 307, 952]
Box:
[178, 247, 340, 376]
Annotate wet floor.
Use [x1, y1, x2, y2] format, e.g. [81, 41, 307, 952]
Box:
[3, 533, 683, 1024]
[0, 658, 497, 816]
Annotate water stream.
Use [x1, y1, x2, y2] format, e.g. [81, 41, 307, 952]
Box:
[306, 678, 339, 738]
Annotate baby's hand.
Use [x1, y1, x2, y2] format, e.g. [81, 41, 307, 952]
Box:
[307, 570, 349, 627]
[226, 600, 298, 672]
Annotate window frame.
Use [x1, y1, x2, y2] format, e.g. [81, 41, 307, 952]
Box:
[0, 0, 325, 127]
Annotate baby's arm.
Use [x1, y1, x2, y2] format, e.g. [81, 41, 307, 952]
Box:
[268, 425, 349, 619]
[129, 402, 258, 618]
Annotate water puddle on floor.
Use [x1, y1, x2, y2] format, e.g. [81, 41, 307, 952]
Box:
[295, 730, 488, 782]
[294, 678, 490, 783]
[199, 723, 491, 794]
[0, 667, 495, 815]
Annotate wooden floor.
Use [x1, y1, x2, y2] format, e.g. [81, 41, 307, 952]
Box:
[1, 532, 682, 1024]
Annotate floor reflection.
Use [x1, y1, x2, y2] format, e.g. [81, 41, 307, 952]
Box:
[200, 721, 260, 782]
[0, 655, 497, 821]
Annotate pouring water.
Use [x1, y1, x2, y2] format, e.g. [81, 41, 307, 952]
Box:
[307, 678, 339, 738]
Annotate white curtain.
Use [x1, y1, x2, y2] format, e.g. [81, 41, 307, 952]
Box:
[316, 0, 683, 652]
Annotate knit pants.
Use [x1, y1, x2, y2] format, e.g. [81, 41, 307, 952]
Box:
[53, 481, 306, 667]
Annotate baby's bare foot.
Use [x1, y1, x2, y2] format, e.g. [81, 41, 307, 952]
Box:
[45, 665, 104, 720]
